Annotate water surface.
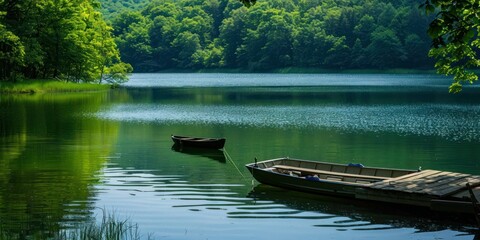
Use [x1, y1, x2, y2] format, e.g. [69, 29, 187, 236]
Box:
[1, 73, 479, 239]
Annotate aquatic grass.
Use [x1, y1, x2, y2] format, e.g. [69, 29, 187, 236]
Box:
[56, 210, 153, 240]
[0, 210, 153, 240]
[0, 79, 112, 94]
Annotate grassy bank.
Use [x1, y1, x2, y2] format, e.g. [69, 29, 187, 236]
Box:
[0, 80, 112, 94]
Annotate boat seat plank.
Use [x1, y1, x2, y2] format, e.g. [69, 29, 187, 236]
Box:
[273, 165, 391, 181]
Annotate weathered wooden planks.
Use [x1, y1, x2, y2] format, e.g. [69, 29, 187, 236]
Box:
[369, 170, 479, 197]
[369, 170, 440, 189]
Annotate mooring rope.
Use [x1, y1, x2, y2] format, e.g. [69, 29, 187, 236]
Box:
[223, 148, 245, 179]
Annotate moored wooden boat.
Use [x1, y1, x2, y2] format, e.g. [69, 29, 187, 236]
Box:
[171, 135, 226, 149]
[246, 157, 480, 215]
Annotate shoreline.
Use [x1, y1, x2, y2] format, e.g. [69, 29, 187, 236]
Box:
[154, 67, 437, 74]
[0, 79, 113, 94]
[0, 69, 445, 94]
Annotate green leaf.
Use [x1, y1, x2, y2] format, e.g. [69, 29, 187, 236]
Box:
[449, 82, 463, 93]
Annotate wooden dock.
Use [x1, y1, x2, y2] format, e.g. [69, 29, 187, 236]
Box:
[354, 170, 480, 213]
[368, 170, 480, 198]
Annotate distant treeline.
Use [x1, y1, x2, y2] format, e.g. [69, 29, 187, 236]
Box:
[0, 0, 131, 83]
[104, 0, 435, 72]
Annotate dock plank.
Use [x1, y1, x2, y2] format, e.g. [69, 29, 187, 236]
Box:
[418, 178, 466, 196]
[436, 177, 480, 197]
[367, 170, 480, 197]
[370, 170, 441, 190]
[423, 175, 472, 192]
[405, 172, 468, 192]
[395, 173, 466, 194]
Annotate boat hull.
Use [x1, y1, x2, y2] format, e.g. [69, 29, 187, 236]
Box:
[246, 165, 357, 198]
[246, 158, 480, 215]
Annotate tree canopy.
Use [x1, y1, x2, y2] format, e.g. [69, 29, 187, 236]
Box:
[0, 0, 131, 83]
[239, 0, 480, 92]
[106, 0, 434, 72]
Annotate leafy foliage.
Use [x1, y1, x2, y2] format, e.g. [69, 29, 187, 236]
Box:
[0, 24, 25, 80]
[107, 0, 434, 72]
[420, 0, 480, 93]
[100, 0, 149, 20]
[239, 0, 256, 7]
[0, 0, 131, 83]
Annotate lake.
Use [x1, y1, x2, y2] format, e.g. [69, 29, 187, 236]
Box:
[1, 73, 479, 239]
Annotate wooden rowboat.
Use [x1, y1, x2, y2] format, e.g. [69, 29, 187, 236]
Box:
[246, 157, 480, 215]
[171, 135, 226, 149]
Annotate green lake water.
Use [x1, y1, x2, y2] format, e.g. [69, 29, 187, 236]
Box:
[1, 73, 480, 239]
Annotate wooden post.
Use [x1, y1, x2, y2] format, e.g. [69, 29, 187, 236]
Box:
[466, 183, 480, 228]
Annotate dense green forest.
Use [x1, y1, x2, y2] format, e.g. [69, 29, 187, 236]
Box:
[102, 0, 434, 72]
[0, 0, 131, 83]
[100, 0, 148, 19]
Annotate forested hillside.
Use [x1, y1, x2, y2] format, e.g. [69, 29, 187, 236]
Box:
[0, 0, 435, 81]
[0, 0, 131, 83]
[102, 0, 434, 72]
[100, 0, 148, 20]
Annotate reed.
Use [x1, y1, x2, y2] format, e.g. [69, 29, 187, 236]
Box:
[56, 210, 153, 240]
[0, 210, 153, 240]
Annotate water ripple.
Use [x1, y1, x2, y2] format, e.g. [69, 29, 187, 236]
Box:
[95, 103, 480, 141]
[88, 166, 473, 239]
[123, 73, 454, 88]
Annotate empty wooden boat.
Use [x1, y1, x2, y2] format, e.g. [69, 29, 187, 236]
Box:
[246, 157, 480, 215]
[171, 135, 226, 149]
